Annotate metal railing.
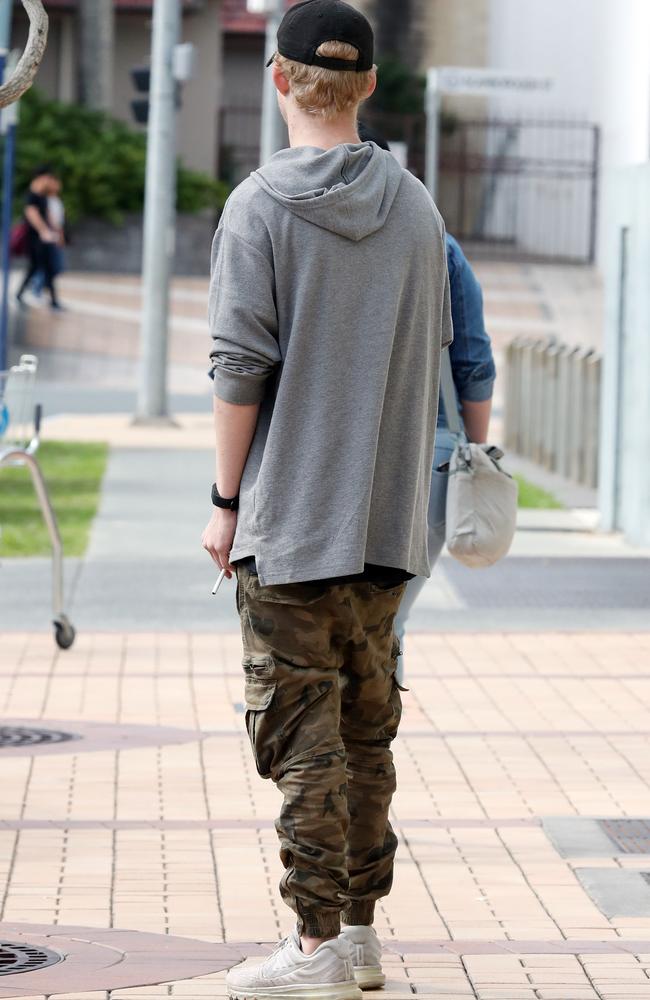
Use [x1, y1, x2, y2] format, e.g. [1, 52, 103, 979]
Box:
[504, 336, 601, 488]
[0, 354, 76, 649]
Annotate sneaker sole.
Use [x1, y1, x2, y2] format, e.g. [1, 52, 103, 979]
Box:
[227, 981, 363, 1000]
[354, 967, 386, 991]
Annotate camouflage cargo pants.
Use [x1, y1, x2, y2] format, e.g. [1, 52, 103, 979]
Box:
[236, 565, 407, 939]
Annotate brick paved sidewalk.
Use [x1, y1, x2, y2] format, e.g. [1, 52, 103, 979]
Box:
[2, 630, 650, 999]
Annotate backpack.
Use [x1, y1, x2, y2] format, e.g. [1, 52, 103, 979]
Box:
[10, 221, 29, 256]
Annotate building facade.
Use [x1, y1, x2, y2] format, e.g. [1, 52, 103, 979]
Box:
[10, 0, 223, 177]
[11, 0, 495, 184]
[486, 0, 650, 264]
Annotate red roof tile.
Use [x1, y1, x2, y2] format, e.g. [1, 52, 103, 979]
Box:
[221, 0, 265, 33]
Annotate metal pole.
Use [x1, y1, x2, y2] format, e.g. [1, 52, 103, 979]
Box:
[1, 447, 65, 616]
[588, 124, 601, 265]
[0, 1, 15, 372]
[425, 68, 440, 202]
[0, 0, 10, 57]
[79, 0, 115, 112]
[135, 0, 180, 422]
[260, 0, 286, 166]
[0, 119, 16, 372]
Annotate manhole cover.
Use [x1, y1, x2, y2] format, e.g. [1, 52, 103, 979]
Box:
[0, 941, 62, 976]
[599, 819, 650, 854]
[0, 726, 78, 748]
[0, 923, 242, 992]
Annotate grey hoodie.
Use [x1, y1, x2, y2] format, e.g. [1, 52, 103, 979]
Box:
[209, 142, 452, 586]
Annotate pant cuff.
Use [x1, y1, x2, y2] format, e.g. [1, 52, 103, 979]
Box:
[297, 908, 341, 939]
[342, 901, 375, 926]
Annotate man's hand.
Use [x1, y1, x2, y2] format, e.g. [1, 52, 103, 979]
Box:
[203, 397, 261, 580]
[202, 508, 237, 578]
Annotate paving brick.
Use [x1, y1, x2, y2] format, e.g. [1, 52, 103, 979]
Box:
[2, 630, 650, 998]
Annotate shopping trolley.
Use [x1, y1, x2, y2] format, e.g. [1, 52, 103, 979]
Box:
[0, 354, 76, 649]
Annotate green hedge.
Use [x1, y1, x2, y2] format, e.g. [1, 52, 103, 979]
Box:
[13, 88, 230, 223]
[372, 56, 426, 115]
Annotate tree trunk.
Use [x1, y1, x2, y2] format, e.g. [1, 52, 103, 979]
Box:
[79, 0, 114, 111]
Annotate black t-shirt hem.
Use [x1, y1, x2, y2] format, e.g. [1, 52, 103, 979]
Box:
[235, 555, 413, 586]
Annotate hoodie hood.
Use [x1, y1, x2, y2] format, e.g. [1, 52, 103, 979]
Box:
[251, 141, 403, 242]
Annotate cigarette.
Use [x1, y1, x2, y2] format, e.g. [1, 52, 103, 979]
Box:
[212, 568, 227, 596]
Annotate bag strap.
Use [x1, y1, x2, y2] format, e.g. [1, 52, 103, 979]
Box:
[440, 349, 465, 440]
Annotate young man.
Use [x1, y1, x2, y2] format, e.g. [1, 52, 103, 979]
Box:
[202, 2, 452, 997]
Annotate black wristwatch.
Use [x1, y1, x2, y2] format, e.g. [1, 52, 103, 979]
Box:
[211, 483, 239, 511]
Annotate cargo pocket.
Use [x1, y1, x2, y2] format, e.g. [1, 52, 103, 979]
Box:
[373, 638, 405, 744]
[242, 571, 326, 607]
[243, 655, 277, 779]
[390, 636, 409, 693]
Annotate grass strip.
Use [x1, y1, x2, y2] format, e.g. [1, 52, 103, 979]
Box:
[0, 441, 108, 557]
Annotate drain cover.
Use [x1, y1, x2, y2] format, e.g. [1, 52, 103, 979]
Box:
[0, 941, 62, 976]
[599, 819, 650, 854]
[0, 726, 78, 748]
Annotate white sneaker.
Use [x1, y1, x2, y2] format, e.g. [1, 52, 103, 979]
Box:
[339, 926, 385, 990]
[226, 928, 362, 1000]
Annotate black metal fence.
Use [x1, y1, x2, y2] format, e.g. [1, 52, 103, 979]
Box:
[217, 109, 600, 265]
[438, 118, 600, 264]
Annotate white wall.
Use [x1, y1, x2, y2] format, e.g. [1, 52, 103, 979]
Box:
[486, 0, 650, 263]
[485, 2, 650, 542]
[592, 0, 650, 169]
[488, 0, 598, 119]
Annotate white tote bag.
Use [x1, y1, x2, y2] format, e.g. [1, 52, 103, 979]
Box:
[440, 352, 518, 568]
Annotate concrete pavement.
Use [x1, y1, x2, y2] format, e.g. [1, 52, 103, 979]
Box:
[3, 431, 650, 634]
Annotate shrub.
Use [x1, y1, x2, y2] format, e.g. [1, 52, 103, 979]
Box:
[370, 56, 425, 116]
[14, 88, 229, 223]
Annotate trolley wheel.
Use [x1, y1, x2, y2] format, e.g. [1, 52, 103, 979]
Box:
[53, 615, 76, 650]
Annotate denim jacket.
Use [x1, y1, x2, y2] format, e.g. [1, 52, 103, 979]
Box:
[439, 234, 496, 428]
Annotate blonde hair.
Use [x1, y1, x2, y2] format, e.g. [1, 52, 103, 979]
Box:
[274, 40, 376, 119]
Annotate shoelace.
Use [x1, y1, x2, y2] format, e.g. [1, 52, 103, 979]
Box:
[260, 935, 292, 976]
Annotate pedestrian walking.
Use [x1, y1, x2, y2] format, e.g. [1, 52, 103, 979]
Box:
[16, 165, 63, 311]
[394, 234, 496, 680]
[356, 123, 499, 679]
[202, 3, 452, 998]
[32, 176, 67, 298]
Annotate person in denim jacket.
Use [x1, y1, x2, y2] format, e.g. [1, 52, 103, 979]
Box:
[394, 234, 496, 681]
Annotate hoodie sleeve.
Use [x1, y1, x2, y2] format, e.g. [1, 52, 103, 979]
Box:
[208, 223, 280, 405]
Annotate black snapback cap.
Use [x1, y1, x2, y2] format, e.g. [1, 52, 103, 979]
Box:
[267, 0, 374, 73]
